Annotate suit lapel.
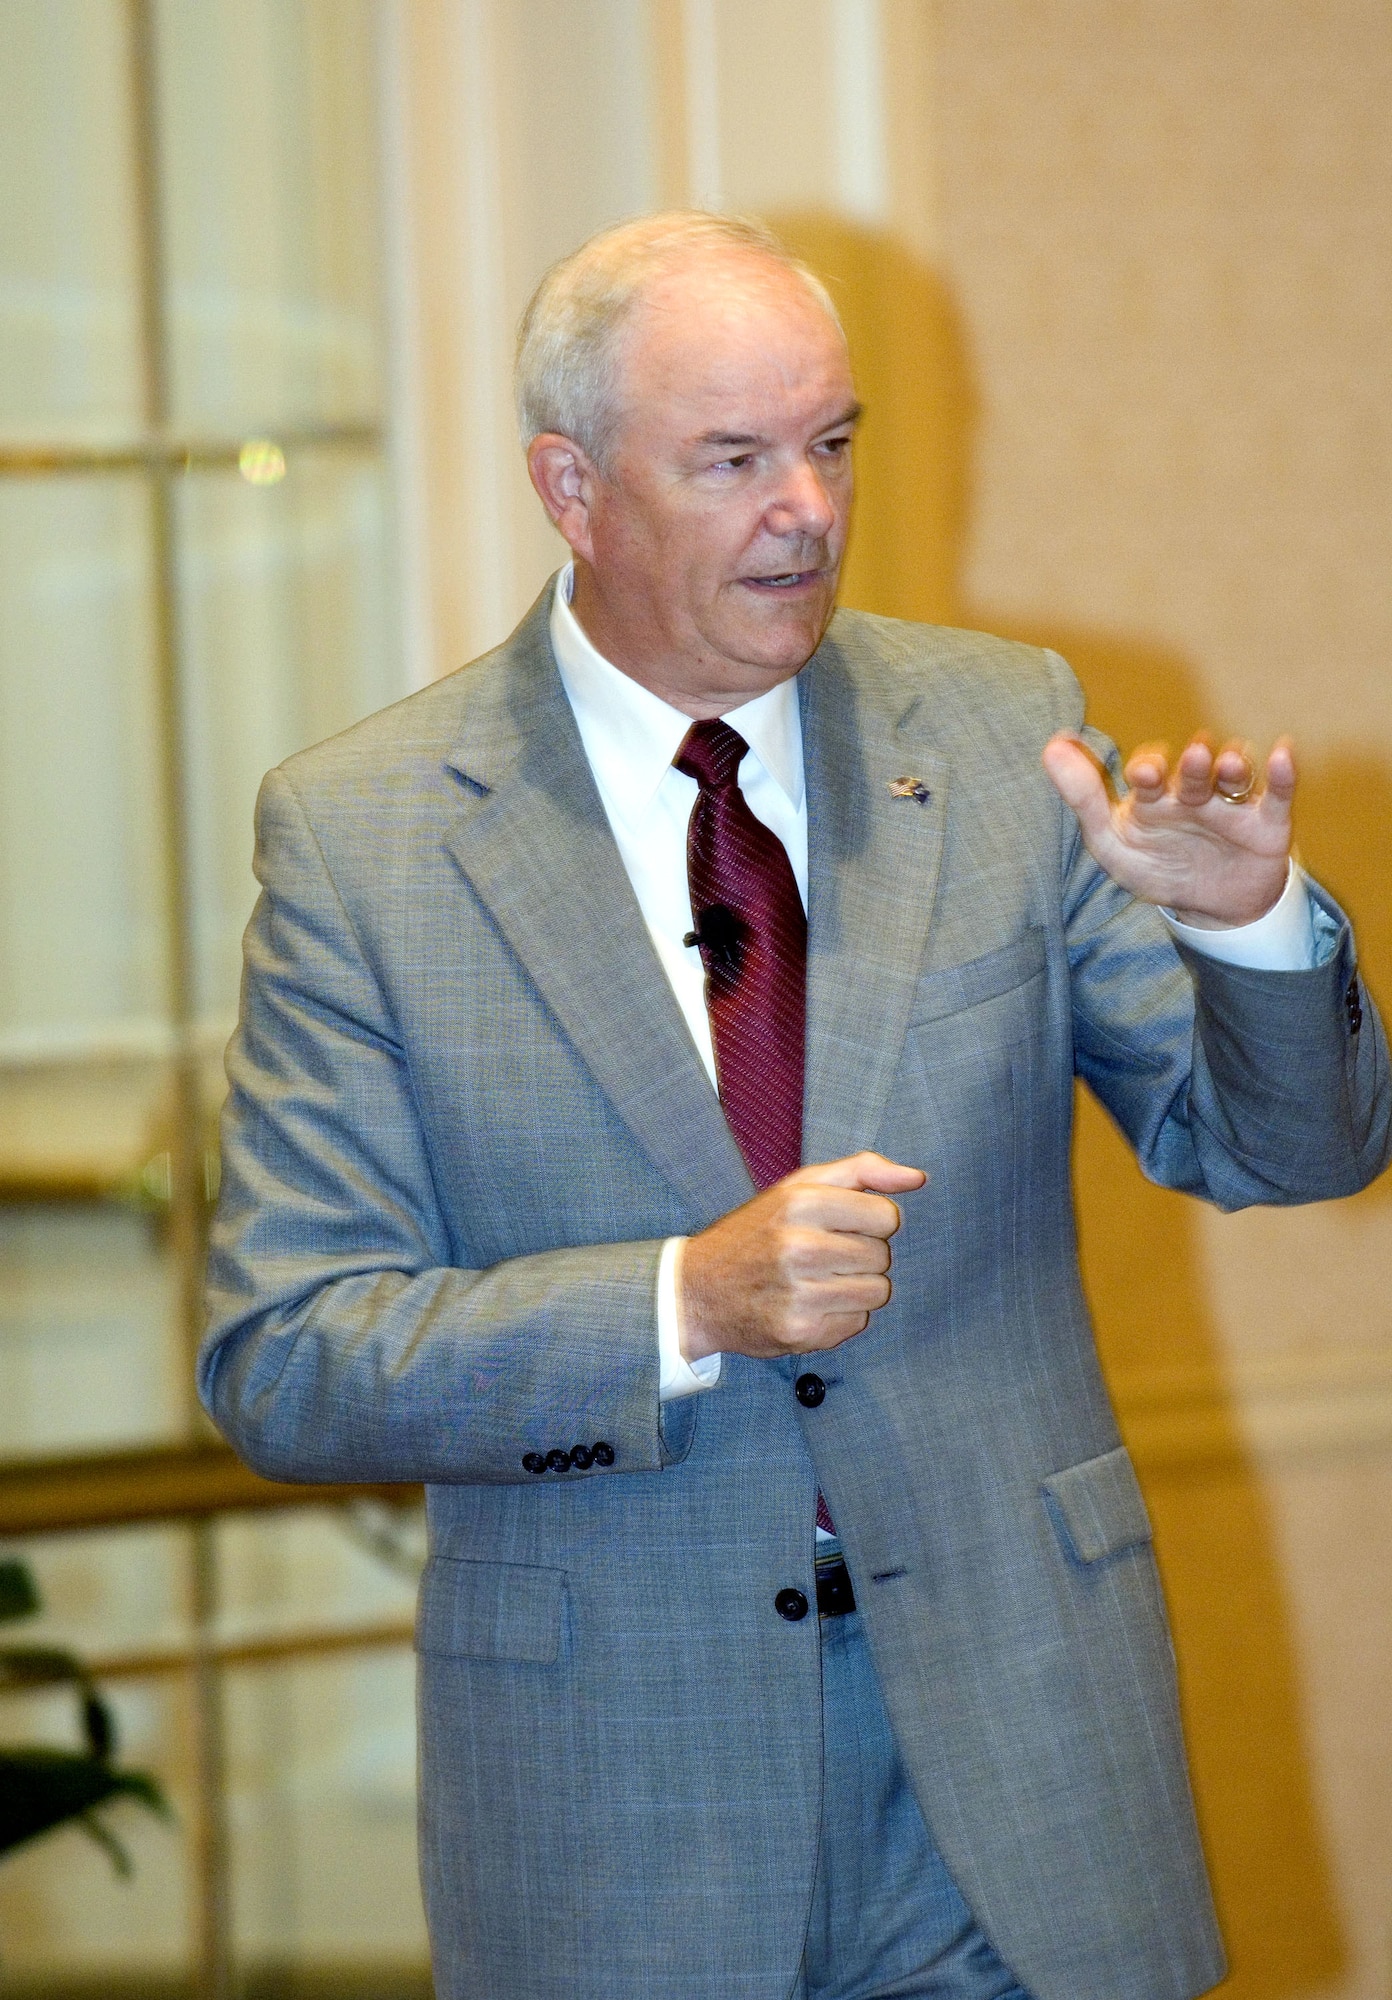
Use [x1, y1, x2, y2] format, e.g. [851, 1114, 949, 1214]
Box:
[441, 594, 753, 1228]
[800, 626, 949, 1166]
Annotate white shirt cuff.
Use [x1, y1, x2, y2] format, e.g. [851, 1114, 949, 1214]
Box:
[656, 1236, 722, 1401]
[1161, 861, 1316, 971]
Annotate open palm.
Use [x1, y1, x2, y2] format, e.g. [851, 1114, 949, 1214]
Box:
[1041, 733, 1295, 927]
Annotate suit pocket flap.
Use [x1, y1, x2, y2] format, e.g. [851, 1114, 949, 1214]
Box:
[909, 927, 1048, 1026]
[416, 1557, 564, 1663]
[1043, 1446, 1152, 1566]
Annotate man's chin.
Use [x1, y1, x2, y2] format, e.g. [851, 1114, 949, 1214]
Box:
[719, 597, 836, 677]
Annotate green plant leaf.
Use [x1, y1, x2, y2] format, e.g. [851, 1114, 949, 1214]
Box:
[0, 1562, 40, 1625]
[0, 1645, 90, 1691]
[82, 1688, 116, 1761]
[0, 1750, 169, 1865]
[76, 1808, 134, 1876]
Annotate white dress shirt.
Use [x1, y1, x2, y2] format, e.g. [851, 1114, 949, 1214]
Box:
[548, 563, 1317, 1402]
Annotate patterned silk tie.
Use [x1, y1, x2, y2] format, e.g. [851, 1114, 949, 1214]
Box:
[676, 720, 836, 1536]
[676, 719, 806, 1188]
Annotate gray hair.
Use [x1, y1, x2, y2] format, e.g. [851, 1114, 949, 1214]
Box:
[514, 210, 841, 471]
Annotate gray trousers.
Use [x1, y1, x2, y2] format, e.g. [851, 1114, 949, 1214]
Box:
[797, 1605, 1033, 2000]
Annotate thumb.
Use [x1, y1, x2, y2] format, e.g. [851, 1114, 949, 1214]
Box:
[1041, 733, 1114, 843]
[792, 1151, 927, 1194]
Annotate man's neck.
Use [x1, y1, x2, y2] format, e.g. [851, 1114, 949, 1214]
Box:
[566, 560, 806, 721]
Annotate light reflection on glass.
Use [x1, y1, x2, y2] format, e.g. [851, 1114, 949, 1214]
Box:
[237, 438, 286, 486]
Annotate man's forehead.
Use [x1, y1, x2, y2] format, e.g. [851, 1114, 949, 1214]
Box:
[619, 257, 851, 425]
[630, 248, 833, 346]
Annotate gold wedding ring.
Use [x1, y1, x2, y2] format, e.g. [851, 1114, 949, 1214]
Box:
[1217, 778, 1255, 802]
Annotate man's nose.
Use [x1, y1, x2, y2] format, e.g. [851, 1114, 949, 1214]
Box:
[766, 460, 836, 539]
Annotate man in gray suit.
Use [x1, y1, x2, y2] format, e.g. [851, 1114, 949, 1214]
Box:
[201, 213, 1389, 2000]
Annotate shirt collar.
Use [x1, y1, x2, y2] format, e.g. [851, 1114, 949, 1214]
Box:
[549, 562, 804, 818]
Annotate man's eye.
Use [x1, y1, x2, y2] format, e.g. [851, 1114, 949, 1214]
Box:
[715, 453, 754, 471]
[817, 435, 852, 457]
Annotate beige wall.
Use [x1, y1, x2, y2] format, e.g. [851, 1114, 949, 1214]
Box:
[930, 12, 1392, 1995]
[388, 6, 1392, 1994]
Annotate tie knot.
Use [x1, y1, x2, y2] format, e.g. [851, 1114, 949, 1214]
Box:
[675, 718, 749, 793]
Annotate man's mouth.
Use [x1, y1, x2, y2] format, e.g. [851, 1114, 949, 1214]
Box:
[740, 569, 823, 592]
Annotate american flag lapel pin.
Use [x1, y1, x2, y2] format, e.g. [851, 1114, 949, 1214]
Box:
[889, 776, 932, 804]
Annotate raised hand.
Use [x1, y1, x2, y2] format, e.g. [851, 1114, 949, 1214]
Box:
[679, 1152, 926, 1362]
[1041, 731, 1295, 927]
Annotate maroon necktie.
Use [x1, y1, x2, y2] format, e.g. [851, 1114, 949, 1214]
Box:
[676, 721, 836, 1537]
[676, 719, 806, 1188]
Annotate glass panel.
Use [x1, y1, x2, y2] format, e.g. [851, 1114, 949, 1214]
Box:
[0, 1518, 427, 1987]
[0, 472, 178, 1458]
[176, 453, 401, 1029]
[0, 1198, 179, 1457]
[218, 1510, 425, 1967]
[0, 1527, 191, 1985]
[0, 1, 408, 1989]
[0, 1678, 191, 1983]
[0, 477, 165, 1055]
[0, 0, 143, 439]
[227, 1652, 427, 1972]
[5, 1522, 190, 1658]
[0, 1053, 174, 1201]
[216, 1506, 423, 1650]
[156, 0, 383, 433]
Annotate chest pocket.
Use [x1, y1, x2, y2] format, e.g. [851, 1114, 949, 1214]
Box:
[908, 926, 1049, 1066]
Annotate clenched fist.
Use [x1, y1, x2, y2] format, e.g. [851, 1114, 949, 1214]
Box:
[679, 1151, 926, 1362]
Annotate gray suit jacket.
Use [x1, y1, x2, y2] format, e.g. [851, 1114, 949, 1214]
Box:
[201, 589, 1390, 2000]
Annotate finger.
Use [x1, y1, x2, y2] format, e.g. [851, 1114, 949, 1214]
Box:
[812, 1271, 893, 1313]
[1261, 735, 1297, 812]
[800, 1273, 893, 1324]
[763, 1280, 892, 1353]
[1212, 739, 1255, 802]
[1121, 741, 1171, 801]
[1174, 736, 1218, 807]
[1040, 734, 1114, 844]
[773, 1221, 891, 1278]
[790, 1151, 926, 1196]
[796, 1311, 873, 1352]
[806, 1230, 893, 1277]
[785, 1189, 910, 1242]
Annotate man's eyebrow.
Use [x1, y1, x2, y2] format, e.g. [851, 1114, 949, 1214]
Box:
[693, 404, 864, 450]
[695, 428, 766, 448]
[822, 402, 864, 432]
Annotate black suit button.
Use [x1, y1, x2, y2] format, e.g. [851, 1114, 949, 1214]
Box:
[1347, 978, 1363, 1033]
[591, 1441, 615, 1467]
[775, 1588, 810, 1622]
[794, 1372, 826, 1408]
[522, 1452, 547, 1475]
[545, 1448, 570, 1473]
[568, 1444, 593, 1471]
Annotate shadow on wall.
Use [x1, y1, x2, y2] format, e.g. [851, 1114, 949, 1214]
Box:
[772, 210, 1366, 2000]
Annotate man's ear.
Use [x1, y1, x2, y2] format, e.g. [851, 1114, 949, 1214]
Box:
[527, 434, 602, 563]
